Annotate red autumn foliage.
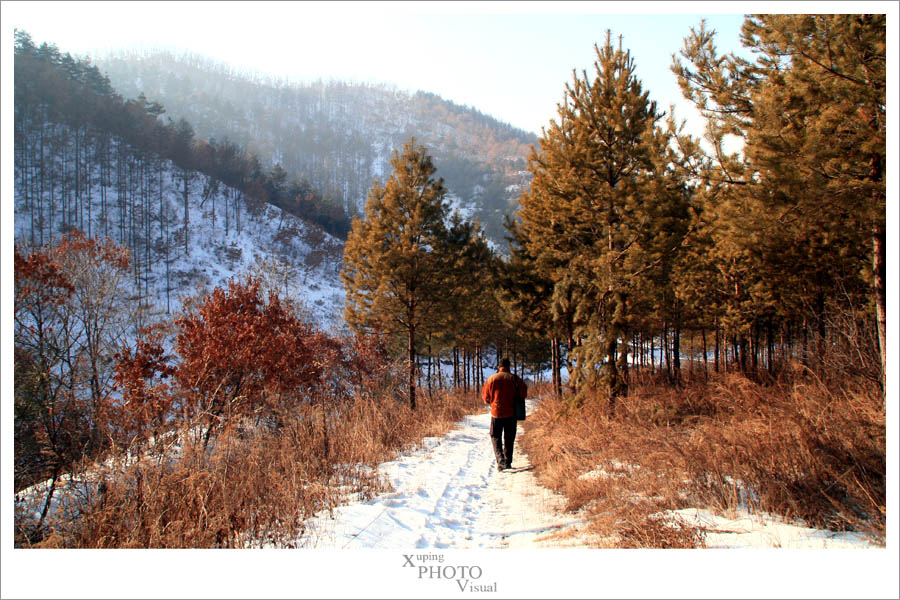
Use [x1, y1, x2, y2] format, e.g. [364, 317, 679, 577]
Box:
[14, 246, 74, 312]
[333, 333, 395, 394]
[108, 326, 177, 449]
[107, 276, 400, 452]
[52, 230, 131, 273]
[174, 277, 326, 432]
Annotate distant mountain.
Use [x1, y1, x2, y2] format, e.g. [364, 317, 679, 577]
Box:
[95, 50, 537, 243]
[13, 34, 534, 330]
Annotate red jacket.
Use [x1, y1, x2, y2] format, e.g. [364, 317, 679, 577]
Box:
[482, 367, 527, 418]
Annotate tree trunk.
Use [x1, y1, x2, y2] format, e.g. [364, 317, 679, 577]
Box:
[552, 337, 562, 398]
[751, 320, 760, 375]
[701, 327, 708, 379]
[724, 333, 730, 373]
[664, 321, 671, 383]
[183, 171, 190, 255]
[673, 300, 681, 383]
[873, 219, 886, 397]
[714, 317, 720, 374]
[688, 330, 694, 378]
[38, 465, 60, 532]
[739, 334, 748, 374]
[427, 342, 433, 401]
[476, 345, 483, 390]
[567, 326, 578, 396]
[617, 293, 629, 399]
[802, 317, 809, 367]
[815, 291, 826, 370]
[408, 322, 416, 410]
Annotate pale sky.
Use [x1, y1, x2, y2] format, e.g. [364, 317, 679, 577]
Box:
[1, 1, 763, 137]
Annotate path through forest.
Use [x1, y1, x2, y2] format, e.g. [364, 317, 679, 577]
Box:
[295, 397, 593, 549]
[294, 394, 876, 550]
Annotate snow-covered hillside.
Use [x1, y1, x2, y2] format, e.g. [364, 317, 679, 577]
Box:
[13, 136, 346, 330]
[94, 51, 535, 243]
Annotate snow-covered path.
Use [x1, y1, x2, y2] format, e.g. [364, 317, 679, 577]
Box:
[292, 396, 879, 551]
[296, 398, 589, 549]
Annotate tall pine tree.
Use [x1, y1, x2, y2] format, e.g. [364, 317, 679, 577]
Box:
[673, 15, 885, 386]
[520, 32, 690, 405]
[341, 138, 461, 410]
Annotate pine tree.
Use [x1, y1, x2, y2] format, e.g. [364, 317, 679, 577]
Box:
[497, 216, 568, 397]
[435, 212, 496, 390]
[673, 15, 885, 385]
[341, 138, 459, 410]
[171, 118, 195, 255]
[520, 32, 690, 404]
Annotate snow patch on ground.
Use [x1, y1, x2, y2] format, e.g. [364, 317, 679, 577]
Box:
[292, 397, 878, 550]
[577, 460, 638, 481]
[666, 508, 875, 549]
[295, 398, 597, 549]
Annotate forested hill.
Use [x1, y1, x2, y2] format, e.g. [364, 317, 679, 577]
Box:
[13, 32, 346, 327]
[95, 50, 538, 243]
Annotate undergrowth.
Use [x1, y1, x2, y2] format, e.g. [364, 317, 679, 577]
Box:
[521, 366, 885, 548]
[15, 384, 483, 548]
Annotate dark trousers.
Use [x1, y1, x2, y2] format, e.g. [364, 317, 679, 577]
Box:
[490, 416, 517, 468]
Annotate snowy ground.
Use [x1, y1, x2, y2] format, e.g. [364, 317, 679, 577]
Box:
[668, 507, 876, 549]
[296, 398, 595, 549]
[6, 397, 893, 600]
[293, 396, 876, 550]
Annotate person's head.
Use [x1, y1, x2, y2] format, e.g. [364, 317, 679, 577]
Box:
[499, 357, 511, 370]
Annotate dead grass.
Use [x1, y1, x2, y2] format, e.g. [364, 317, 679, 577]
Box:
[520, 367, 885, 548]
[16, 382, 483, 548]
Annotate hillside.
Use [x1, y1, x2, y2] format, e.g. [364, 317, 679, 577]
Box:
[13, 34, 346, 329]
[13, 123, 346, 329]
[94, 50, 538, 243]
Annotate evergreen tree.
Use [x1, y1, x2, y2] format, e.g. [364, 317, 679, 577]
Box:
[341, 138, 458, 409]
[497, 216, 568, 397]
[520, 32, 690, 404]
[423, 212, 497, 396]
[673, 15, 885, 385]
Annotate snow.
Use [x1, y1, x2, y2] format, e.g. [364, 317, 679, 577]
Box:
[292, 396, 875, 551]
[665, 508, 876, 549]
[13, 140, 347, 331]
[295, 398, 595, 549]
[444, 191, 477, 223]
[577, 459, 637, 481]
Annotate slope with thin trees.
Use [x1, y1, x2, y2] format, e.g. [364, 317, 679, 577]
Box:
[14, 30, 351, 243]
[94, 50, 537, 243]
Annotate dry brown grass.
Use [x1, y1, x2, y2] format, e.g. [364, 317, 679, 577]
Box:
[17, 384, 483, 548]
[520, 367, 885, 548]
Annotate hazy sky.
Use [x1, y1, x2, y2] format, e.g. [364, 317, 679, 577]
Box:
[3, 1, 761, 137]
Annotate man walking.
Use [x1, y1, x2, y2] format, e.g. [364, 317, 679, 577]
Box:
[482, 358, 527, 471]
